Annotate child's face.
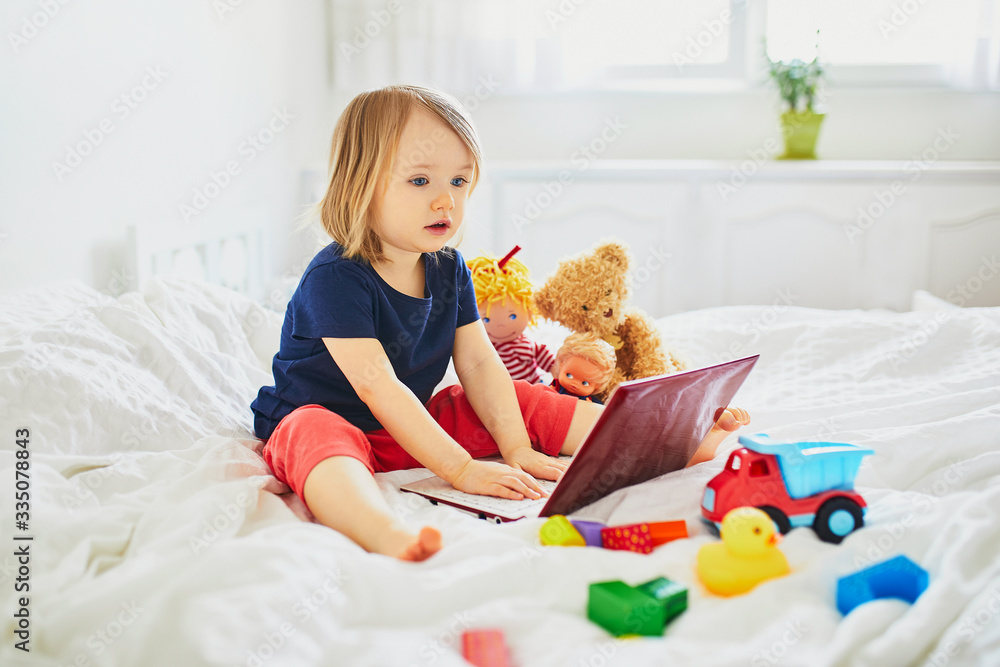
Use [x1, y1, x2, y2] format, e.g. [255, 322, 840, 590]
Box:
[557, 355, 604, 397]
[480, 297, 530, 345]
[374, 109, 473, 262]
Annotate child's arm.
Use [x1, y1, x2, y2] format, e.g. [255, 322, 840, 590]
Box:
[452, 321, 570, 482]
[323, 337, 547, 500]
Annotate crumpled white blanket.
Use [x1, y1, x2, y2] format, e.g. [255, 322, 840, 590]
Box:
[0, 278, 998, 667]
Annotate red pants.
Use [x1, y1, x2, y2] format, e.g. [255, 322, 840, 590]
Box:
[262, 381, 579, 500]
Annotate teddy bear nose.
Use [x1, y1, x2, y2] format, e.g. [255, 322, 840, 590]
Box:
[604, 308, 613, 318]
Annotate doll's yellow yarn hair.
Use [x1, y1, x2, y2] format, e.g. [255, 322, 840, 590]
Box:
[468, 253, 537, 325]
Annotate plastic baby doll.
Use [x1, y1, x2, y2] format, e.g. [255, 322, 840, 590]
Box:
[550, 332, 617, 404]
[468, 246, 555, 383]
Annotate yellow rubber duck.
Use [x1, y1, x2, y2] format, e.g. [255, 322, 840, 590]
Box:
[697, 507, 790, 596]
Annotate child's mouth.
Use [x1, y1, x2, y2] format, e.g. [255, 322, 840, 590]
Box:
[425, 220, 451, 235]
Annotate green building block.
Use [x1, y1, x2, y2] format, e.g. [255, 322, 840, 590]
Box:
[636, 577, 688, 624]
[587, 581, 666, 636]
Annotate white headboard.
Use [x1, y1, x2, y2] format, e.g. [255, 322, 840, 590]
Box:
[126, 212, 268, 300]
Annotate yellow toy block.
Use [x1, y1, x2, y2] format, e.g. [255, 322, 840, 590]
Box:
[540, 515, 586, 546]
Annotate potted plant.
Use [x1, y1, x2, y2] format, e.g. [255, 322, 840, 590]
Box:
[767, 53, 825, 159]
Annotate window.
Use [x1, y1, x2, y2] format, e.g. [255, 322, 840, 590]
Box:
[765, 0, 997, 88]
[749, 459, 770, 477]
[328, 0, 1000, 95]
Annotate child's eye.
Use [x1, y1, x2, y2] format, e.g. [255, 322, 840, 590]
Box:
[482, 317, 490, 323]
[565, 373, 574, 379]
[410, 177, 428, 186]
[508, 314, 517, 320]
[581, 380, 590, 386]
[451, 177, 468, 187]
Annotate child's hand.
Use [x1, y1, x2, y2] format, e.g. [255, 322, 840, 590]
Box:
[451, 459, 548, 501]
[503, 447, 568, 482]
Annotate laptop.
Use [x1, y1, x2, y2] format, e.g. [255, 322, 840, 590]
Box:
[400, 355, 759, 522]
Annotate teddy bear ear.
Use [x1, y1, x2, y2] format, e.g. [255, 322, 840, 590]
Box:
[595, 241, 631, 270]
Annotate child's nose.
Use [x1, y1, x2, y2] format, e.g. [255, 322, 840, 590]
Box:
[432, 190, 454, 212]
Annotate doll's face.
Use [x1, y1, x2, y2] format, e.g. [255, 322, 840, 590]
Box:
[557, 355, 604, 397]
[480, 297, 530, 345]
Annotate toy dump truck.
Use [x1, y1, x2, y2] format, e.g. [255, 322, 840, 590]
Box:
[701, 434, 874, 544]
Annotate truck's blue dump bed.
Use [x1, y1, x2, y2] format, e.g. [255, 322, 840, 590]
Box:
[739, 434, 875, 499]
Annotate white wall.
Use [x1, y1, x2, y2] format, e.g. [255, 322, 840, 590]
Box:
[3, 0, 997, 299]
[468, 89, 1000, 163]
[0, 0, 331, 296]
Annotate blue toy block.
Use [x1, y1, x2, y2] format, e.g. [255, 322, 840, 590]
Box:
[836, 555, 929, 615]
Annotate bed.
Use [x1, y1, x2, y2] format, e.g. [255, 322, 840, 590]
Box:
[2, 264, 999, 666]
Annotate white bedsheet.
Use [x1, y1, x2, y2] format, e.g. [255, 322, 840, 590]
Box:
[1, 278, 998, 666]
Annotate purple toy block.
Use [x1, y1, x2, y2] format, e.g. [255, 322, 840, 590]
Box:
[570, 520, 606, 547]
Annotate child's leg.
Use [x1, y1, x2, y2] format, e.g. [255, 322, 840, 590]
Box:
[302, 456, 440, 561]
[264, 405, 440, 562]
[559, 399, 604, 455]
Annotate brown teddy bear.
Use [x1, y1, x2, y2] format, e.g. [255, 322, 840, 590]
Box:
[533, 240, 687, 401]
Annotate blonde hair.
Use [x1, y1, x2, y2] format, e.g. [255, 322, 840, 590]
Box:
[468, 251, 536, 325]
[556, 332, 617, 391]
[315, 85, 483, 264]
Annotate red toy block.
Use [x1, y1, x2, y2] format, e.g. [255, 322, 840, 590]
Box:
[462, 629, 510, 667]
[601, 524, 653, 554]
[649, 520, 688, 545]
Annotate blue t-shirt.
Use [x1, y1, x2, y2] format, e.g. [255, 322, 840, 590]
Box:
[251, 243, 480, 440]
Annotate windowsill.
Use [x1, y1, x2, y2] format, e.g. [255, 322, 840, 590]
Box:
[484, 159, 1000, 180]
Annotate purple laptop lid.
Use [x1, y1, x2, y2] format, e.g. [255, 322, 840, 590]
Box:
[539, 354, 759, 517]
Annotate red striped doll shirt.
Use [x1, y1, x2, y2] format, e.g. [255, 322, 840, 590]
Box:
[493, 334, 556, 383]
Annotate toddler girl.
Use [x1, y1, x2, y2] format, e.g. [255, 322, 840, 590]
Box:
[251, 85, 748, 562]
[251, 85, 603, 561]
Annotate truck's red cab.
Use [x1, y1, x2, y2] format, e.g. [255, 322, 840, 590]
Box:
[701, 445, 869, 544]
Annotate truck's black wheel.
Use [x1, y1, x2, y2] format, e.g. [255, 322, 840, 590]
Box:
[758, 505, 792, 534]
[814, 497, 864, 544]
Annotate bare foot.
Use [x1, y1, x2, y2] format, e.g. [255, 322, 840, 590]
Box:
[376, 525, 442, 562]
[687, 407, 751, 467]
[711, 407, 751, 434]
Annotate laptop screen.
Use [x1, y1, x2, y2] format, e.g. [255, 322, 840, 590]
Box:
[539, 355, 759, 517]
